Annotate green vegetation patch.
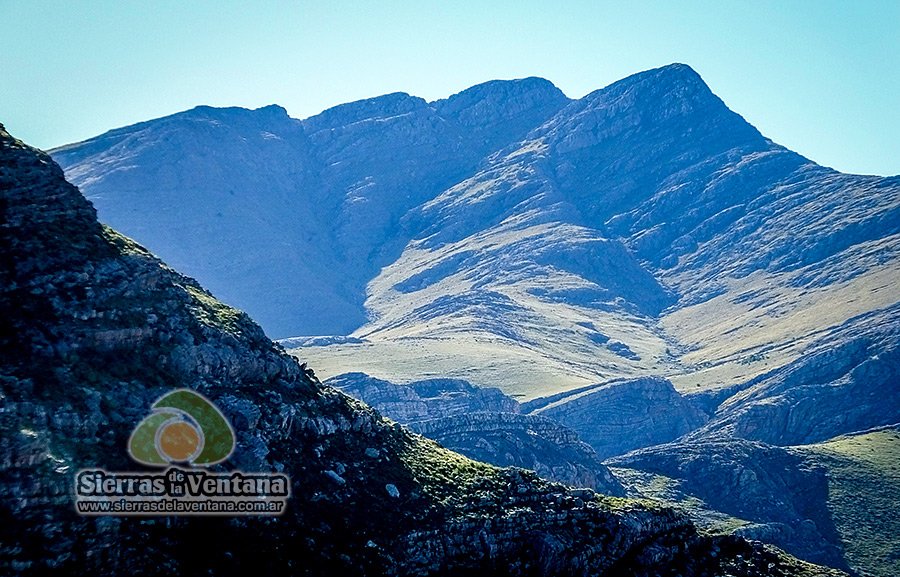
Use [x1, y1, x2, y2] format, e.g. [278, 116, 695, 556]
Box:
[101, 224, 157, 258]
[183, 283, 246, 336]
[398, 433, 501, 502]
[799, 428, 900, 577]
[609, 466, 751, 535]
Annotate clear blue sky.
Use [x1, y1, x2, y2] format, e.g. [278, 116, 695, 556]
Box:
[2, 0, 897, 175]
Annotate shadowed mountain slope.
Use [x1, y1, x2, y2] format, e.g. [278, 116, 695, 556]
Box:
[52, 80, 569, 338]
[609, 425, 900, 577]
[52, 66, 898, 409]
[1, 126, 847, 576]
[36, 62, 900, 576]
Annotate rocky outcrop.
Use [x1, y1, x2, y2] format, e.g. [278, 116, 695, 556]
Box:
[330, 372, 622, 494]
[408, 412, 624, 495]
[328, 372, 519, 422]
[533, 377, 708, 459]
[0, 125, 842, 576]
[608, 439, 851, 573]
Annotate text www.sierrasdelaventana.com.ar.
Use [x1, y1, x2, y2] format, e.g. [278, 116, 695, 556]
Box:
[75, 467, 290, 516]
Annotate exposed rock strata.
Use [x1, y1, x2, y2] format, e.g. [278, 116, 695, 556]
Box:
[0, 125, 843, 576]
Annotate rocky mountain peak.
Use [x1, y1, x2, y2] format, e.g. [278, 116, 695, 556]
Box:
[632, 62, 708, 90]
[434, 76, 569, 129]
[303, 91, 428, 133]
[587, 63, 722, 113]
[528, 63, 770, 226]
[254, 103, 290, 116]
[0, 124, 845, 576]
[546, 62, 765, 153]
[184, 103, 290, 119]
[175, 103, 301, 137]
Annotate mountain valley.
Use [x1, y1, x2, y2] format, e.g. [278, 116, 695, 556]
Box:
[39, 63, 900, 576]
[0, 121, 849, 576]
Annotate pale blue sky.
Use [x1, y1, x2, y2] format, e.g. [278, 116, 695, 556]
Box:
[2, 0, 897, 175]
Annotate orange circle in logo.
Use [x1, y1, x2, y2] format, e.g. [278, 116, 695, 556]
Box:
[157, 421, 202, 462]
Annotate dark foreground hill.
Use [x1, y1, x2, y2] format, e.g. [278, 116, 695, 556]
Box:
[0, 126, 846, 576]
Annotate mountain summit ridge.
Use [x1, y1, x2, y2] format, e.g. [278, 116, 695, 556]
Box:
[1, 122, 847, 576]
[50, 75, 576, 338]
[16, 61, 900, 575]
[49, 65, 898, 406]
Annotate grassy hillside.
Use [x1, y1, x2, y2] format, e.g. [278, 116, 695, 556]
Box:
[796, 427, 900, 577]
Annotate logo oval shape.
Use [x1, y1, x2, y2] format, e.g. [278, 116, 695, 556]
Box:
[128, 389, 235, 467]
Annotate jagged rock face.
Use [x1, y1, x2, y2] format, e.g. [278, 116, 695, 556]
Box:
[409, 412, 624, 495]
[329, 372, 519, 422]
[0, 126, 842, 576]
[329, 372, 623, 495]
[684, 306, 900, 446]
[608, 439, 851, 573]
[532, 377, 708, 459]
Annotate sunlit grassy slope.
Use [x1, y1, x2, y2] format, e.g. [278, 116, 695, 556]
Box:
[295, 256, 897, 402]
[796, 427, 900, 577]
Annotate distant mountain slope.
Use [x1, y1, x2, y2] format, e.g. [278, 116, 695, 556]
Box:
[797, 426, 900, 577]
[608, 438, 852, 573]
[289, 65, 898, 400]
[609, 425, 900, 577]
[327, 372, 624, 494]
[51, 62, 898, 412]
[2, 124, 843, 576]
[682, 304, 900, 446]
[52, 79, 569, 338]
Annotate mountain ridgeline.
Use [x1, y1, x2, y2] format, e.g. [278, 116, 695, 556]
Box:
[52, 64, 898, 400]
[0, 124, 847, 576]
[41, 63, 900, 576]
[53, 76, 570, 338]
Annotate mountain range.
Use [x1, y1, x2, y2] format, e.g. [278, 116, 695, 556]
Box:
[44, 63, 900, 576]
[0, 122, 844, 576]
[52, 64, 899, 400]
